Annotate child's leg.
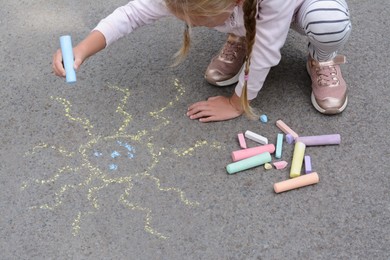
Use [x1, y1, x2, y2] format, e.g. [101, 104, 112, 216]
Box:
[293, 0, 352, 114]
[205, 33, 246, 86]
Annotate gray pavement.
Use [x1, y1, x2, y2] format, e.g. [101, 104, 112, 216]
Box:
[1, 0, 389, 259]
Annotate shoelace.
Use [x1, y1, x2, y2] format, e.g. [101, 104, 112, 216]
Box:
[220, 40, 243, 61]
[315, 66, 339, 86]
[312, 55, 346, 87]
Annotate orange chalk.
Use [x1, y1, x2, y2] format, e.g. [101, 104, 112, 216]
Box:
[274, 172, 319, 193]
[276, 120, 299, 140]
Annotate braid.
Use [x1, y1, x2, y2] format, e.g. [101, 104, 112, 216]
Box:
[171, 23, 191, 67]
[241, 0, 258, 119]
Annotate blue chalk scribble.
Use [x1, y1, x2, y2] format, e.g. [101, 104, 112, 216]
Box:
[93, 141, 136, 171]
[117, 141, 136, 159]
[111, 150, 121, 158]
[93, 151, 103, 157]
[109, 164, 118, 171]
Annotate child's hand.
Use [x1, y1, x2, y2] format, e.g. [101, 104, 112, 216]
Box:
[187, 93, 243, 122]
[52, 31, 106, 78]
[52, 48, 84, 77]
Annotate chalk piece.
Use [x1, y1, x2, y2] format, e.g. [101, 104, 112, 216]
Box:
[231, 144, 275, 162]
[273, 161, 288, 170]
[296, 134, 341, 146]
[237, 133, 247, 149]
[290, 141, 306, 178]
[60, 35, 76, 83]
[304, 155, 312, 174]
[286, 134, 294, 144]
[275, 133, 283, 159]
[276, 120, 299, 140]
[264, 163, 273, 170]
[245, 130, 268, 145]
[260, 114, 268, 123]
[274, 172, 319, 193]
[226, 152, 272, 174]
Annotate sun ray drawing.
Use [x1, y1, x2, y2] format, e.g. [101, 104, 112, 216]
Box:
[24, 79, 223, 239]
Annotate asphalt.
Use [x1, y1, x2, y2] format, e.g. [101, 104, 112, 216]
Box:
[1, 0, 389, 259]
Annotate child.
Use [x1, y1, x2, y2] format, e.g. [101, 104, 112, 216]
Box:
[52, 0, 352, 122]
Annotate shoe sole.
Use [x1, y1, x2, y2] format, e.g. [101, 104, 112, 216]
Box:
[306, 61, 348, 115]
[205, 63, 245, 87]
[311, 93, 348, 114]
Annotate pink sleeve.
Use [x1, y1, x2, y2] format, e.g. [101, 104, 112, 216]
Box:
[235, 0, 296, 100]
[93, 0, 172, 46]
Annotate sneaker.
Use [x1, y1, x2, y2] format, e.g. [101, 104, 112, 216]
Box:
[307, 55, 348, 114]
[205, 34, 246, 86]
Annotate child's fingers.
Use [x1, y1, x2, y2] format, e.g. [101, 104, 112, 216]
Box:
[52, 49, 66, 77]
[73, 57, 83, 70]
[187, 101, 208, 112]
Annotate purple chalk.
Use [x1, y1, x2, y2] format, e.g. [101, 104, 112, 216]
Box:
[296, 134, 341, 146]
[304, 155, 312, 174]
[285, 134, 294, 144]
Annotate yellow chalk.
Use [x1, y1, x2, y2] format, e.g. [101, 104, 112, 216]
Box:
[290, 141, 306, 178]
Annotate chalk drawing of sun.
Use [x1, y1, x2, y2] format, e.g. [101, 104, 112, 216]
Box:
[23, 79, 222, 239]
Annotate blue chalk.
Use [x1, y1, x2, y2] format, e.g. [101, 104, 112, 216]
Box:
[259, 114, 268, 123]
[60, 35, 76, 83]
[275, 133, 284, 159]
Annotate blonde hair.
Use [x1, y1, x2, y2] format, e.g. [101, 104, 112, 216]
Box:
[241, 0, 257, 119]
[166, 0, 258, 118]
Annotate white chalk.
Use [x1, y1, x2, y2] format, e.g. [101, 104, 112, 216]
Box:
[244, 130, 268, 145]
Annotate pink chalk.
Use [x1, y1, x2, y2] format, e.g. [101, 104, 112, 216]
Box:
[296, 134, 341, 146]
[231, 144, 275, 162]
[237, 133, 247, 149]
[276, 120, 299, 140]
[273, 161, 288, 170]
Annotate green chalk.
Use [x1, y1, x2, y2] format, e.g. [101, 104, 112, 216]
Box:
[275, 133, 284, 159]
[226, 152, 272, 174]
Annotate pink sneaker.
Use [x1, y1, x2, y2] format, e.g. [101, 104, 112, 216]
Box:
[205, 34, 246, 86]
[307, 55, 348, 114]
